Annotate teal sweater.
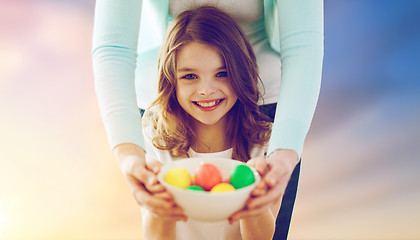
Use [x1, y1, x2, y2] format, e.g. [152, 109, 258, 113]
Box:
[92, 0, 324, 158]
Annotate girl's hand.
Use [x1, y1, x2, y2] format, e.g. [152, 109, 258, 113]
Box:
[229, 149, 298, 222]
[114, 143, 187, 221]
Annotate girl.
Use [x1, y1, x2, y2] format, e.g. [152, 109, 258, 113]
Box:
[142, 6, 279, 240]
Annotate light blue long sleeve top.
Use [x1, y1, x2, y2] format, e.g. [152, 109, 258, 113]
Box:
[91, 0, 324, 158]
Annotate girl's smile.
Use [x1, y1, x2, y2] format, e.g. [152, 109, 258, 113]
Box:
[193, 98, 224, 111]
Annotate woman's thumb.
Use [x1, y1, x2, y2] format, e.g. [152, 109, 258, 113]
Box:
[135, 165, 158, 186]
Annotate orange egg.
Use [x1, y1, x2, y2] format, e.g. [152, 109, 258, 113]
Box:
[194, 163, 222, 191]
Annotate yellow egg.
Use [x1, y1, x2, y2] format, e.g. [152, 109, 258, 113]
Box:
[210, 183, 235, 192]
[164, 167, 191, 189]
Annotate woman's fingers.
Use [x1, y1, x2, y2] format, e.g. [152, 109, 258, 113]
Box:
[127, 159, 166, 193]
[247, 157, 269, 175]
[230, 151, 299, 222]
[131, 162, 159, 187]
[112, 145, 187, 221]
[146, 160, 163, 174]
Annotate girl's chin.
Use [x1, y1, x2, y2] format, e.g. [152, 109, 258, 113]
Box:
[192, 114, 227, 127]
[194, 118, 220, 126]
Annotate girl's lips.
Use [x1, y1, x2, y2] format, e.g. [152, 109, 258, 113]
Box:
[193, 99, 224, 111]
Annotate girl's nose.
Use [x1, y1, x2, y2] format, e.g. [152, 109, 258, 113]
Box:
[198, 78, 217, 95]
[199, 88, 216, 96]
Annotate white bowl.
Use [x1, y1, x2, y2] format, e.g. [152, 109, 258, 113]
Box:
[157, 157, 260, 222]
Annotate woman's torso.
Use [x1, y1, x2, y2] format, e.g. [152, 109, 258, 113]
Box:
[169, 0, 263, 23]
[136, 0, 281, 108]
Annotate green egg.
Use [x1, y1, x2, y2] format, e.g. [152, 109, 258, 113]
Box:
[187, 185, 205, 191]
[230, 165, 255, 189]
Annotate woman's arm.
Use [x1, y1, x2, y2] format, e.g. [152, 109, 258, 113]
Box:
[92, 0, 145, 149]
[233, 0, 324, 221]
[267, 0, 324, 158]
[92, 2, 182, 238]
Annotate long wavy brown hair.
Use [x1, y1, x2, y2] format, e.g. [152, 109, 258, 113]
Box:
[143, 6, 271, 162]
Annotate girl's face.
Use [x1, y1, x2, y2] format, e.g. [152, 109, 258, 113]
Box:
[175, 42, 238, 127]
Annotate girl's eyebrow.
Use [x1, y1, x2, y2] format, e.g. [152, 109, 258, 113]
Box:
[177, 67, 195, 73]
[177, 66, 226, 72]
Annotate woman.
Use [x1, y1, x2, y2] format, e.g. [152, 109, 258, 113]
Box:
[92, 1, 323, 239]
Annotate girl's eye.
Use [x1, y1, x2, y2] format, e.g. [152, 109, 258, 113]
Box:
[181, 74, 198, 80]
[216, 71, 228, 77]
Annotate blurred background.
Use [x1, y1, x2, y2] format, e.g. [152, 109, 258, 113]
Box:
[1, 0, 419, 239]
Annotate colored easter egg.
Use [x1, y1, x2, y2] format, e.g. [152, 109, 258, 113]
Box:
[194, 163, 222, 191]
[210, 183, 235, 192]
[164, 167, 191, 189]
[230, 165, 255, 189]
[187, 185, 205, 191]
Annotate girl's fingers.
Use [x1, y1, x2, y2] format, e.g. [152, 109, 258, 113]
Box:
[152, 211, 188, 222]
[250, 187, 267, 197]
[229, 205, 269, 223]
[247, 181, 286, 210]
[132, 182, 174, 210]
[150, 204, 184, 215]
[250, 181, 267, 197]
[159, 214, 188, 222]
[144, 181, 167, 194]
[148, 204, 187, 221]
[127, 174, 175, 209]
[153, 191, 174, 200]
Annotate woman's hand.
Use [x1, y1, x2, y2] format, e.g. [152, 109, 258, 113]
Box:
[113, 143, 187, 221]
[229, 149, 298, 222]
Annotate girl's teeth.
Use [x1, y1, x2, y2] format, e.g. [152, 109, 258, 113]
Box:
[196, 99, 221, 107]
